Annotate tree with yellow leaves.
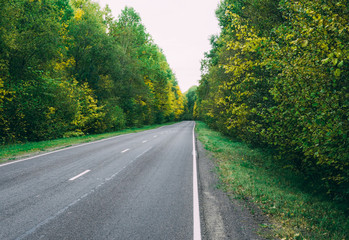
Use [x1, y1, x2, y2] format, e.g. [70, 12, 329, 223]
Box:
[197, 0, 348, 198]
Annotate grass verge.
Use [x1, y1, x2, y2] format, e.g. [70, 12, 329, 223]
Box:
[0, 122, 175, 163]
[195, 121, 348, 240]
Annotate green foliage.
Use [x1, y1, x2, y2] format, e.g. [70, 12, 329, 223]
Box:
[197, 0, 349, 199]
[0, 1, 184, 144]
[196, 121, 349, 240]
[107, 6, 185, 125]
[5, 0, 63, 80]
[183, 86, 198, 120]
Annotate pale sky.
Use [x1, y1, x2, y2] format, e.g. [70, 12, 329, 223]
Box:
[96, 0, 221, 93]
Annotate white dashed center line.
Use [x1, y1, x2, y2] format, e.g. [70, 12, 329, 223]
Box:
[121, 148, 130, 153]
[69, 170, 91, 181]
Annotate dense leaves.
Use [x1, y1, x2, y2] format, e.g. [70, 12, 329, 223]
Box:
[0, 0, 185, 143]
[183, 86, 198, 120]
[197, 0, 348, 198]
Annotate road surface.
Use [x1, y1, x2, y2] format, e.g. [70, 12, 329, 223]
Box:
[0, 121, 200, 240]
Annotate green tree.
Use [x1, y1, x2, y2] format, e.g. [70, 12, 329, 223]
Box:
[0, 1, 183, 144]
[184, 86, 198, 120]
[198, 0, 349, 198]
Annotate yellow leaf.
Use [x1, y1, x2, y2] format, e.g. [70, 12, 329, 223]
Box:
[332, 58, 338, 66]
[321, 58, 330, 64]
[334, 69, 341, 77]
[301, 40, 308, 47]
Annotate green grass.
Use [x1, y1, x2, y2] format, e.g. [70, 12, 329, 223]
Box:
[195, 121, 348, 240]
[0, 122, 175, 163]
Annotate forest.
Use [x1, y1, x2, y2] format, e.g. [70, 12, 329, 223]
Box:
[1, 0, 348, 200]
[196, 0, 348, 199]
[0, 0, 186, 144]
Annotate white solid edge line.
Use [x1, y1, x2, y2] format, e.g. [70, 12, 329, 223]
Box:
[193, 122, 202, 240]
[69, 170, 91, 181]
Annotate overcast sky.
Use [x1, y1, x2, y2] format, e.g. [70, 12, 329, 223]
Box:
[96, 0, 221, 92]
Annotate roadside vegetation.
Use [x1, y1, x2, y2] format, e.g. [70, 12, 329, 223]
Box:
[0, 0, 185, 145]
[196, 0, 348, 202]
[0, 122, 175, 163]
[196, 121, 348, 240]
[194, 1, 348, 238]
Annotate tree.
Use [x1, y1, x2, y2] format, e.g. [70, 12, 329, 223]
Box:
[197, 0, 349, 198]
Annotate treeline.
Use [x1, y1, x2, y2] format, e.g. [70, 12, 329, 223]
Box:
[0, 0, 185, 144]
[182, 86, 197, 120]
[197, 0, 348, 198]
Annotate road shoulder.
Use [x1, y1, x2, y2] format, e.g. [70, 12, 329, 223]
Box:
[196, 138, 266, 240]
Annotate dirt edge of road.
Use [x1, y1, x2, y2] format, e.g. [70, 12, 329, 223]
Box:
[196, 138, 271, 240]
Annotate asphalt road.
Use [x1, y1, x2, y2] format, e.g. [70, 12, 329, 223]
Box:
[0, 121, 199, 240]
